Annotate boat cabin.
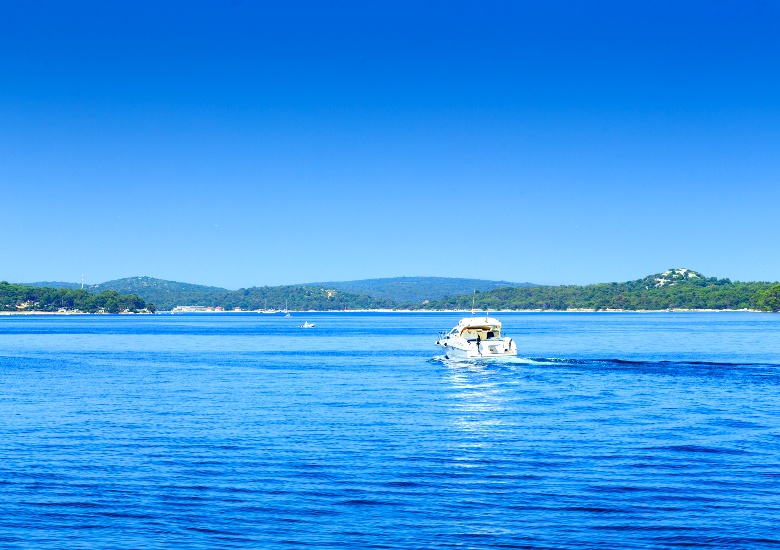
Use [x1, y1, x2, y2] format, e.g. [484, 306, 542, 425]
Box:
[451, 317, 502, 341]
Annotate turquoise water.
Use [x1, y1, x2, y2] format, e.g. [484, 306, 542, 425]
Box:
[1, 312, 779, 548]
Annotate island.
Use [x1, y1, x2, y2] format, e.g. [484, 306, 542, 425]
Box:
[11, 269, 780, 313]
[1, 281, 153, 314]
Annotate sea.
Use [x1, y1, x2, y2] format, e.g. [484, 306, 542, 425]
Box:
[1, 312, 779, 549]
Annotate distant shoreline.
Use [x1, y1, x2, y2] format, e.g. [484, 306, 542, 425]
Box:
[2, 308, 770, 316]
[168, 308, 766, 313]
[12, 270, 778, 313]
[0, 311, 148, 316]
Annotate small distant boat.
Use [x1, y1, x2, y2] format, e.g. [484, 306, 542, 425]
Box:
[300, 321, 315, 328]
[436, 315, 517, 359]
[285, 300, 290, 317]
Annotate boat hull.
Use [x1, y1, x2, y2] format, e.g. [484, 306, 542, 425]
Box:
[439, 337, 517, 359]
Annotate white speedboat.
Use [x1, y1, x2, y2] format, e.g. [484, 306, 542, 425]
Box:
[436, 315, 517, 359]
[300, 321, 315, 328]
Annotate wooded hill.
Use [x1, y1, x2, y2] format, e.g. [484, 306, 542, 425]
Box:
[417, 269, 780, 311]
[754, 285, 780, 312]
[88, 276, 533, 307]
[87, 277, 227, 310]
[16, 270, 780, 312]
[310, 276, 533, 303]
[209, 285, 395, 311]
[1, 281, 149, 313]
[25, 277, 395, 311]
[25, 276, 527, 310]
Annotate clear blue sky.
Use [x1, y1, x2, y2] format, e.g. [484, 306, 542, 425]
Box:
[2, 1, 779, 288]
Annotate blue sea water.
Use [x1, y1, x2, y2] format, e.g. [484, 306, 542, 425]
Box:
[1, 312, 779, 549]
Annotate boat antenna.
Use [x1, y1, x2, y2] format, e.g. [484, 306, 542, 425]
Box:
[472, 290, 475, 316]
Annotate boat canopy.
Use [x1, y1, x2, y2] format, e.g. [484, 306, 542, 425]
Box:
[455, 317, 502, 340]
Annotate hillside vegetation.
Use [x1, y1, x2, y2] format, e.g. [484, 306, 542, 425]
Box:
[15, 270, 779, 312]
[42, 276, 395, 310]
[753, 285, 780, 312]
[27, 276, 524, 310]
[87, 277, 228, 309]
[212, 285, 395, 311]
[25, 281, 83, 290]
[310, 276, 532, 303]
[418, 269, 778, 311]
[1, 282, 149, 313]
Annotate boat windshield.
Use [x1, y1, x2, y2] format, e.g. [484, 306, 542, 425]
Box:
[460, 326, 501, 340]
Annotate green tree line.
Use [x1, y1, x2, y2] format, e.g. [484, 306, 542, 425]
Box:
[174, 285, 395, 311]
[221, 285, 396, 311]
[1, 282, 150, 313]
[416, 270, 780, 312]
[80, 278, 396, 311]
[10, 270, 778, 313]
[753, 284, 780, 312]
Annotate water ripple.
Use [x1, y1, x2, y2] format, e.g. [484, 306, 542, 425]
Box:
[1, 313, 779, 548]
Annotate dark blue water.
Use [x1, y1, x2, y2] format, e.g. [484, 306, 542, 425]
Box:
[1, 312, 779, 549]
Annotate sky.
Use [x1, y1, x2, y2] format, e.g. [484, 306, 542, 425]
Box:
[2, 0, 779, 289]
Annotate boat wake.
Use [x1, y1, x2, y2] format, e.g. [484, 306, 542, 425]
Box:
[430, 355, 780, 380]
